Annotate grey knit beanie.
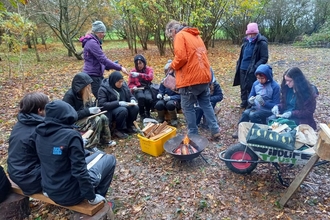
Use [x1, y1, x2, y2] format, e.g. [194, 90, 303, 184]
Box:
[92, 21, 106, 33]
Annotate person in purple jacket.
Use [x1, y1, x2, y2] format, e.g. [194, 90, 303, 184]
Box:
[80, 21, 128, 98]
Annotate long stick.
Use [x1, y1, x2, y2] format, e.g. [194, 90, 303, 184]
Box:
[86, 110, 107, 122]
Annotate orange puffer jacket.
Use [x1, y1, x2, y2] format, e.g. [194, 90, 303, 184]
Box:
[171, 27, 211, 89]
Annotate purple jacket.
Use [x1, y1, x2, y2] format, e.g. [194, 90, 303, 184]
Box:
[80, 34, 121, 77]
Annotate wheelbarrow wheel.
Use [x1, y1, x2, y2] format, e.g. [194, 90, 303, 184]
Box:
[224, 143, 258, 174]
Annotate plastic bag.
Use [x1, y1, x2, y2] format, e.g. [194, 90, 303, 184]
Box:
[163, 74, 176, 90]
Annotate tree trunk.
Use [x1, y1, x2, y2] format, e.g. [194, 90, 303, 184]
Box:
[33, 34, 41, 62]
[0, 193, 30, 219]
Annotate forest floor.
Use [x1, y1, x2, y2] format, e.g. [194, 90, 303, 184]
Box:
[0, 41, 329, 219]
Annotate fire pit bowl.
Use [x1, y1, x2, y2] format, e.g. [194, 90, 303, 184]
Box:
[164, 134, 209, 161]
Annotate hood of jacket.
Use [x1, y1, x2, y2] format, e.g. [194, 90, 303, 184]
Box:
[17, 112, 44, 125]
[255, 64, 273, 83]
[36, 100, 77, 137]
[71, 72, 93, 95]
[182, 27, 200, 36]
[79, 34, 100, 48]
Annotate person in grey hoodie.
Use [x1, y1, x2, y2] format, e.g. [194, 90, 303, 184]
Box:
[35, 100, 116, 206]
[79, 20, 128, 98]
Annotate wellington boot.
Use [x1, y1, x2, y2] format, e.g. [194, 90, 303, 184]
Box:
[169, 110, 178, 127]
[157, 110, 165, 123]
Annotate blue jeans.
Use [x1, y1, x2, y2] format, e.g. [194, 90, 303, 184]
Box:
[179, 84, 220, 135]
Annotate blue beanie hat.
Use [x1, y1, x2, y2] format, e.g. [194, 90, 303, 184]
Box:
[92, 21, 106, 33]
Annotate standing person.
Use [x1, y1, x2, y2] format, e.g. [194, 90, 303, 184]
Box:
[63, 72, 116, 152]
[7, 92, 49, 195]
[232, 64, 280, 138]
[128, 54, 154, 120]
[155, 60, 181, 126]
[195, 68, 223, 127]
[233, 22, 268, 109]
[98, 71, 139, 139]
[35, 100, 116, 206]
[269, 67, 317, 129]
[165, 20, 221, 139]
[80, 20, 128, 98]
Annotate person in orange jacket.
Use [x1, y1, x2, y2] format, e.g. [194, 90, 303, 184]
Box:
[165, 20, 221, 139]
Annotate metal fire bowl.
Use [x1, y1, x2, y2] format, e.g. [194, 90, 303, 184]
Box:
[164, 134, 209, 161]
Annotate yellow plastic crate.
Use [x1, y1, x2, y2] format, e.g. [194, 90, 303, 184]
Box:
[137, 126, 177, 156]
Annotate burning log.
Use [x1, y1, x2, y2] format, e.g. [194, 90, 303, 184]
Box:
[172, 135, 199, 155]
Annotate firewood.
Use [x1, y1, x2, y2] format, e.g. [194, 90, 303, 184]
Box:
[142, 122, 155, 132]
[82, 129, 93, 139]
[153, 121, 168, 135]
[146, 124, 159, 138]
[149, 127, 172, 140]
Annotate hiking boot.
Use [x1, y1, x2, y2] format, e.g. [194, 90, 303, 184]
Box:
[126, 126, 137, 134]
[168, 110, 178, 127]
[157, 110, 165, 123]
[212, 129, 221, 140]
[113, 130, 129, 139]
[232, 131, 238, 139]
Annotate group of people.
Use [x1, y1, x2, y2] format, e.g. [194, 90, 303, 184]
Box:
[231, 22, 318, 138]
[1, 20, 318, 207]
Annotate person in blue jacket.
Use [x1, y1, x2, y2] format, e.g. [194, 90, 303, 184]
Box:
[155, 60, 181, 126]
[35, 100, 116, 206]
[232, 64, 280, 138]
[195, 68, 223, 128]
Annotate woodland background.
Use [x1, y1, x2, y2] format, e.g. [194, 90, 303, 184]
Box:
[0, 0, 330, 219]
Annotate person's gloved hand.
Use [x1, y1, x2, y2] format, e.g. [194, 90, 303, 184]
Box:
[130, 99, 137, 104]
[157, 94, 163, 99]
[255, 95, 265, 106]
[88, 194, 106, 205]
[163, 96, 171, 101]
[248, 96, 256, 105]
[130, 72, 139, 78]
[119, 101, 128, 107]
[271, 105, 279, 115]
[82, 138, 88, 146]
[132, 86, 138, 92]
[89, 107, 101, 114]
[281, 111, 292, 118]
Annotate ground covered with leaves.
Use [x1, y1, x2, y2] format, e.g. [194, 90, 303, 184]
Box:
[0, 41, 329, 219]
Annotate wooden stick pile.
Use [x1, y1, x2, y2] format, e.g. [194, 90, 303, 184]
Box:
[141, 121, 173, 140]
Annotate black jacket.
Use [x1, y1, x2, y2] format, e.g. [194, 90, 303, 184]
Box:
[233, 34, 268, 86]
[35, 100, 95, 206]
[7, 113, 44, 195]
[63, 72, 94, 120]
[98, 78, 136, 111]
[0, 166, 11, 202]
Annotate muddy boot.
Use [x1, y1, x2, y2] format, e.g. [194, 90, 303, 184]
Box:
[157, 110, 165, 123]
[169, 110, 178, 127]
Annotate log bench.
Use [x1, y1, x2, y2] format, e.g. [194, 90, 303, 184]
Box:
[4, 178, 114, 220]
[279, 123, 330, 207]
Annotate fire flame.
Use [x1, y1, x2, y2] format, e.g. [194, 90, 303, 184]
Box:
[183, 134, 190, 145]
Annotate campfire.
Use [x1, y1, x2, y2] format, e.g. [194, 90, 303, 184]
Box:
[172, 134, 198, 155]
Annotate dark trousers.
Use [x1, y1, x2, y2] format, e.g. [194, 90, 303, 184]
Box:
[0, 166, 11, 202]
[110, 106, 139, 130]
[239, 69, 255, 108]
[90, 76, 103, 99]
[154, 100, 180, 111]
[134, 89, 153, 115]
[86, 152, 116, 197]
[238, 107, 273, 124]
